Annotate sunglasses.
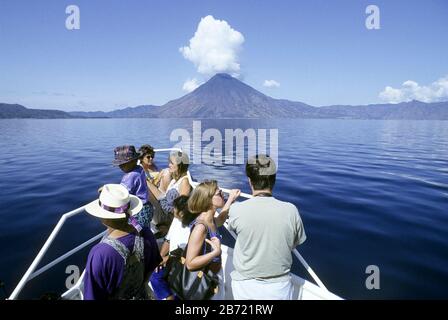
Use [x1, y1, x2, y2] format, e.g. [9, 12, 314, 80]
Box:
[145, 154, 155, 159]
[214, 189, 224, 197]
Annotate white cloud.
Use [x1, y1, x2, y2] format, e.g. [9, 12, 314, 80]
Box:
[263, 80, 280, 88]
[182, 78, 204, 93]
[379, 86, 404, 103]
[179, 15, 245, 77]
[379, 75, 448, 103]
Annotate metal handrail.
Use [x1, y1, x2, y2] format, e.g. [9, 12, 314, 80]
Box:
[186, 171, 328, 291]
[8, 147, 327, 299]
[8, 205, 87, 300]
[27, 231, 108, 282]
[7, 148, 179, 300]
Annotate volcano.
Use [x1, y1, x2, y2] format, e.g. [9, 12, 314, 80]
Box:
[148, 73, 316, 118]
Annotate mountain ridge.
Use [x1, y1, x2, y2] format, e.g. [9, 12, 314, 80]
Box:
[2, 74, 448, 119]
[0, 103, 79, 119]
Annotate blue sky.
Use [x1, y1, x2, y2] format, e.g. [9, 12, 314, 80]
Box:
[1, 0, 447, 111]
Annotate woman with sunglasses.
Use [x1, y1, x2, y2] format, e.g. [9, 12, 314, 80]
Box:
[139, 144, 169, 230]
[186, 180, 240, 299]
[138, 145, 159, 181]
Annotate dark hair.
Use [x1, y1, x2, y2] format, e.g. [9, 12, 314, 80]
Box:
[245, 154, 277, 191]
[139, 144, 155, 159]
[119, 159, 138, 173]
[174, 195, 195, 227]
[101, 217, 131, 231]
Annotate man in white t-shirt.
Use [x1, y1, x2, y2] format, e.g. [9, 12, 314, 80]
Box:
[228, 154, 307, 300]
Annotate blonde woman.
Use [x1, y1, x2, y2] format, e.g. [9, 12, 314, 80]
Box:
[186, 180, 240, 300]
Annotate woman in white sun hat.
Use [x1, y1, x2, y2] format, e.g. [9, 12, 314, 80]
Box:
[83, 184, 162, 300]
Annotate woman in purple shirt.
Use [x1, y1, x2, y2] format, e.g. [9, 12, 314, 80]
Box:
[83, 184, 161, 300]
[112, 145, 154, 229]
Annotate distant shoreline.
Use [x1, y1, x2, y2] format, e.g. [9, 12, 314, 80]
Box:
[2, 117, 448, 121]
[2, 73, 448, 121]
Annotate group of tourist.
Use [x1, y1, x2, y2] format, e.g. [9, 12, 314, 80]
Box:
[83, 145, 306, 300]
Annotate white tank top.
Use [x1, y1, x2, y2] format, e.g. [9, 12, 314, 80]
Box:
[166, 174, 188, 194]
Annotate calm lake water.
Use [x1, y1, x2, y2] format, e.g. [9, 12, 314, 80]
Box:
[0, 118, 447, 299]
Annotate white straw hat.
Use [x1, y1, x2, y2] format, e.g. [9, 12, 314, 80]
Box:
[85, 184, 143, 219]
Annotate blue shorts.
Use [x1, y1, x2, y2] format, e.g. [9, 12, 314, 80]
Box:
[149, 266, 173, 300]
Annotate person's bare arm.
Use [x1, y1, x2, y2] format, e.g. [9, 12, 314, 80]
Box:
[147, 187, 162, 212]
[147, 180, 165, 200]
[185, 224, 221, 271]
[179, 178, 192, 196]
[160, 240, 170, 258]
[159, 169, 171, 193]
[215, 189, 241, 227]
[158, 240, 170, 265]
